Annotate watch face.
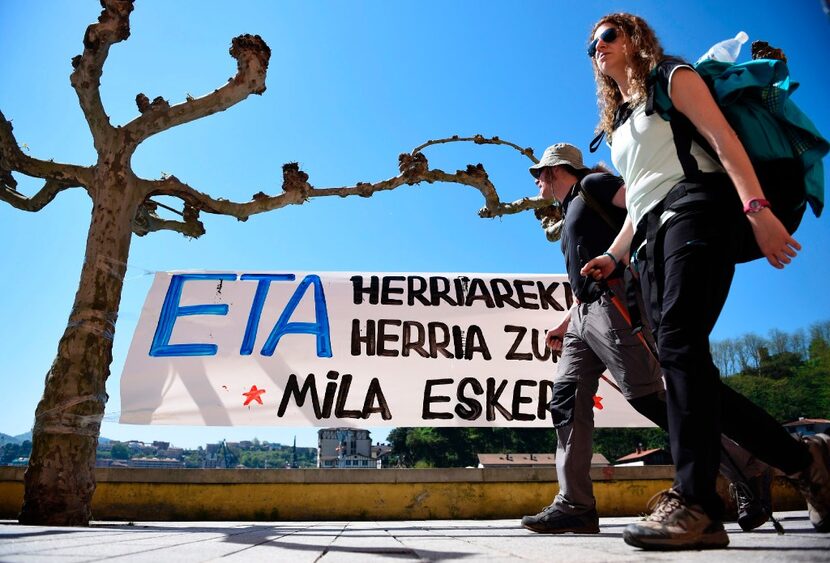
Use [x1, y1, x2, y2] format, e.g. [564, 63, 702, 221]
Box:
[745, 199, 769, 213]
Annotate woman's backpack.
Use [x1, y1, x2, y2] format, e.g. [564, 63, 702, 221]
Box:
[646, 56, 828, 262]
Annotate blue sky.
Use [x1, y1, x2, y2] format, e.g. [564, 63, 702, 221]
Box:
[1, 1, 828, 449]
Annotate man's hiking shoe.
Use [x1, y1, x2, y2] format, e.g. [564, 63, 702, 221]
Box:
[730, 467, 773, 531]
[788, 433, 830, 532]
[623, 489, 729, 550]
[521, 505, 599, 534]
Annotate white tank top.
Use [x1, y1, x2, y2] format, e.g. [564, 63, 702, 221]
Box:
[610, 64, 723, 228]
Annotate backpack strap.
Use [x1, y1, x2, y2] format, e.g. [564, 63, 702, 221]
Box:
[589, 131, 605, 153]
[576, 181, 622, 232]
[589, 102, 636, 154]
[647, 59, 711, 181]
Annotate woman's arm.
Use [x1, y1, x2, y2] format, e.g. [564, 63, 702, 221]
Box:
[670, 67, 800, 269]
[611, 185, 626, 208]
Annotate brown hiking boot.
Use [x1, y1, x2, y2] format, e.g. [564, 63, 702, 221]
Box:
[623, 488, 729, 550]
[788, 433, 830, 532]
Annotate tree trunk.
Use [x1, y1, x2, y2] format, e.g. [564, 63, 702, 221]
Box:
[19, 164, 138, 526]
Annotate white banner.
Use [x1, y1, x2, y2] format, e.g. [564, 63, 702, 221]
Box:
[119, 271, 653, 427]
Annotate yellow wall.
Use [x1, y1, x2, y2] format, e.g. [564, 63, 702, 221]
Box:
[0, 467, 805, 521]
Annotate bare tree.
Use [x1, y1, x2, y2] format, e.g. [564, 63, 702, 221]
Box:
[767, 328, 791, 356]
[710, 339, 728, 376]
[809, 320, 830, 349]
[0, 1, 554, 526]
[791, 328, 809, 360]
[735, 332, 767, 372]
[711, 337, 741, 376]
[724, 338, 741, 375]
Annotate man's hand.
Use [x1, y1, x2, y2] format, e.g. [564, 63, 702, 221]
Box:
[545, 323, 567, 353]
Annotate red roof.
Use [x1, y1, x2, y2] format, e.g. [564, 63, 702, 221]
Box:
[783, 418, 830, 426]
[616, 448, 664, 462]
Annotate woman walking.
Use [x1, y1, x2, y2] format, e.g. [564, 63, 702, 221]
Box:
[580, 13, 830, 550]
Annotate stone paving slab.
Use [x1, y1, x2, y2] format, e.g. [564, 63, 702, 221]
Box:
[1, 511, 828, 562]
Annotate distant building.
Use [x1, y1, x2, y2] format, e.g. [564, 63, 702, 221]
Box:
[203, 441, 239, 468]
[126, 440, 155, 456]
[127, 457, 186, 469]
[372, 442, 394, 468]
[476, 453, 609, 468]
[615, 447, 672, 466]
[783, 418, 830, 437]
[318, 428, 374, 468]
[160, 447, 183, 458]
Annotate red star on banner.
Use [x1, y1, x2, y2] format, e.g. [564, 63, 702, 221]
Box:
[242, 385, 266, 406]
[593, 395, 604, 410]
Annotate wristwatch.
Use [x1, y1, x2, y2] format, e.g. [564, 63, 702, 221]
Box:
[743, 198, 771, 214]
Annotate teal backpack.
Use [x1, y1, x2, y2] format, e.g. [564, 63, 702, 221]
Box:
[646, 56, 829, 261]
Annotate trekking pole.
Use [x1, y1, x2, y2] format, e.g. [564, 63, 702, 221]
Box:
[575, 246, 641, 392]
[720, 443, 785, 535]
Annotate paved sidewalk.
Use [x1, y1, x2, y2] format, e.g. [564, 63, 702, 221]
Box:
[1, 510, 828, 562]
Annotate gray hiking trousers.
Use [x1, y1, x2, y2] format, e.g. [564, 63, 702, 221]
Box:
[549, 286, 765, 514]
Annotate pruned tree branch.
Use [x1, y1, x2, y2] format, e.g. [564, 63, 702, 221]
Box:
[0, 179, 83, 212]
[411, 134, 539, 163]
[0, 110, 92, 211]
[137, 167, 306, 222]
[69, 0, 133, 147]
[478, 195, 553, 218]
[133, 135, 555, 238]
[407, 135, 554, 219]
[132, 199, 205, 238]
[124, 34, 271, 147]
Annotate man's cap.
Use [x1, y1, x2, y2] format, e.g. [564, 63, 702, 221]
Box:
[529, 143, 589, 178]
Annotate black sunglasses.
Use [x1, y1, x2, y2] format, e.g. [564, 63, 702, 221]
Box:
[588, 27, 618, 58]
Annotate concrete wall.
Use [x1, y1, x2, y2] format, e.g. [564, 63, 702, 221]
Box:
[0, 466, 805, 521]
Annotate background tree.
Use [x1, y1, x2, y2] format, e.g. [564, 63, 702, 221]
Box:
[0, 1, 554, 526]
[592, 428, 669, 462]
[810, 321, 830, 357]
[711, 338, 738, 377]
[109, 442, 130, 460]
[736, 332, 766, 372]
[767, 328, 791, 356]
[791, 328, 810, 360]
[182, 447, 206, 469]
[718, 322, 830, 421]
[388, 427, 557, 468]
[387, 426, 671, 467]
[2, 441, 33, 464]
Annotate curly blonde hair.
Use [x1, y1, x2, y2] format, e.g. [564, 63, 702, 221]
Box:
[590, 13, 664, 140]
